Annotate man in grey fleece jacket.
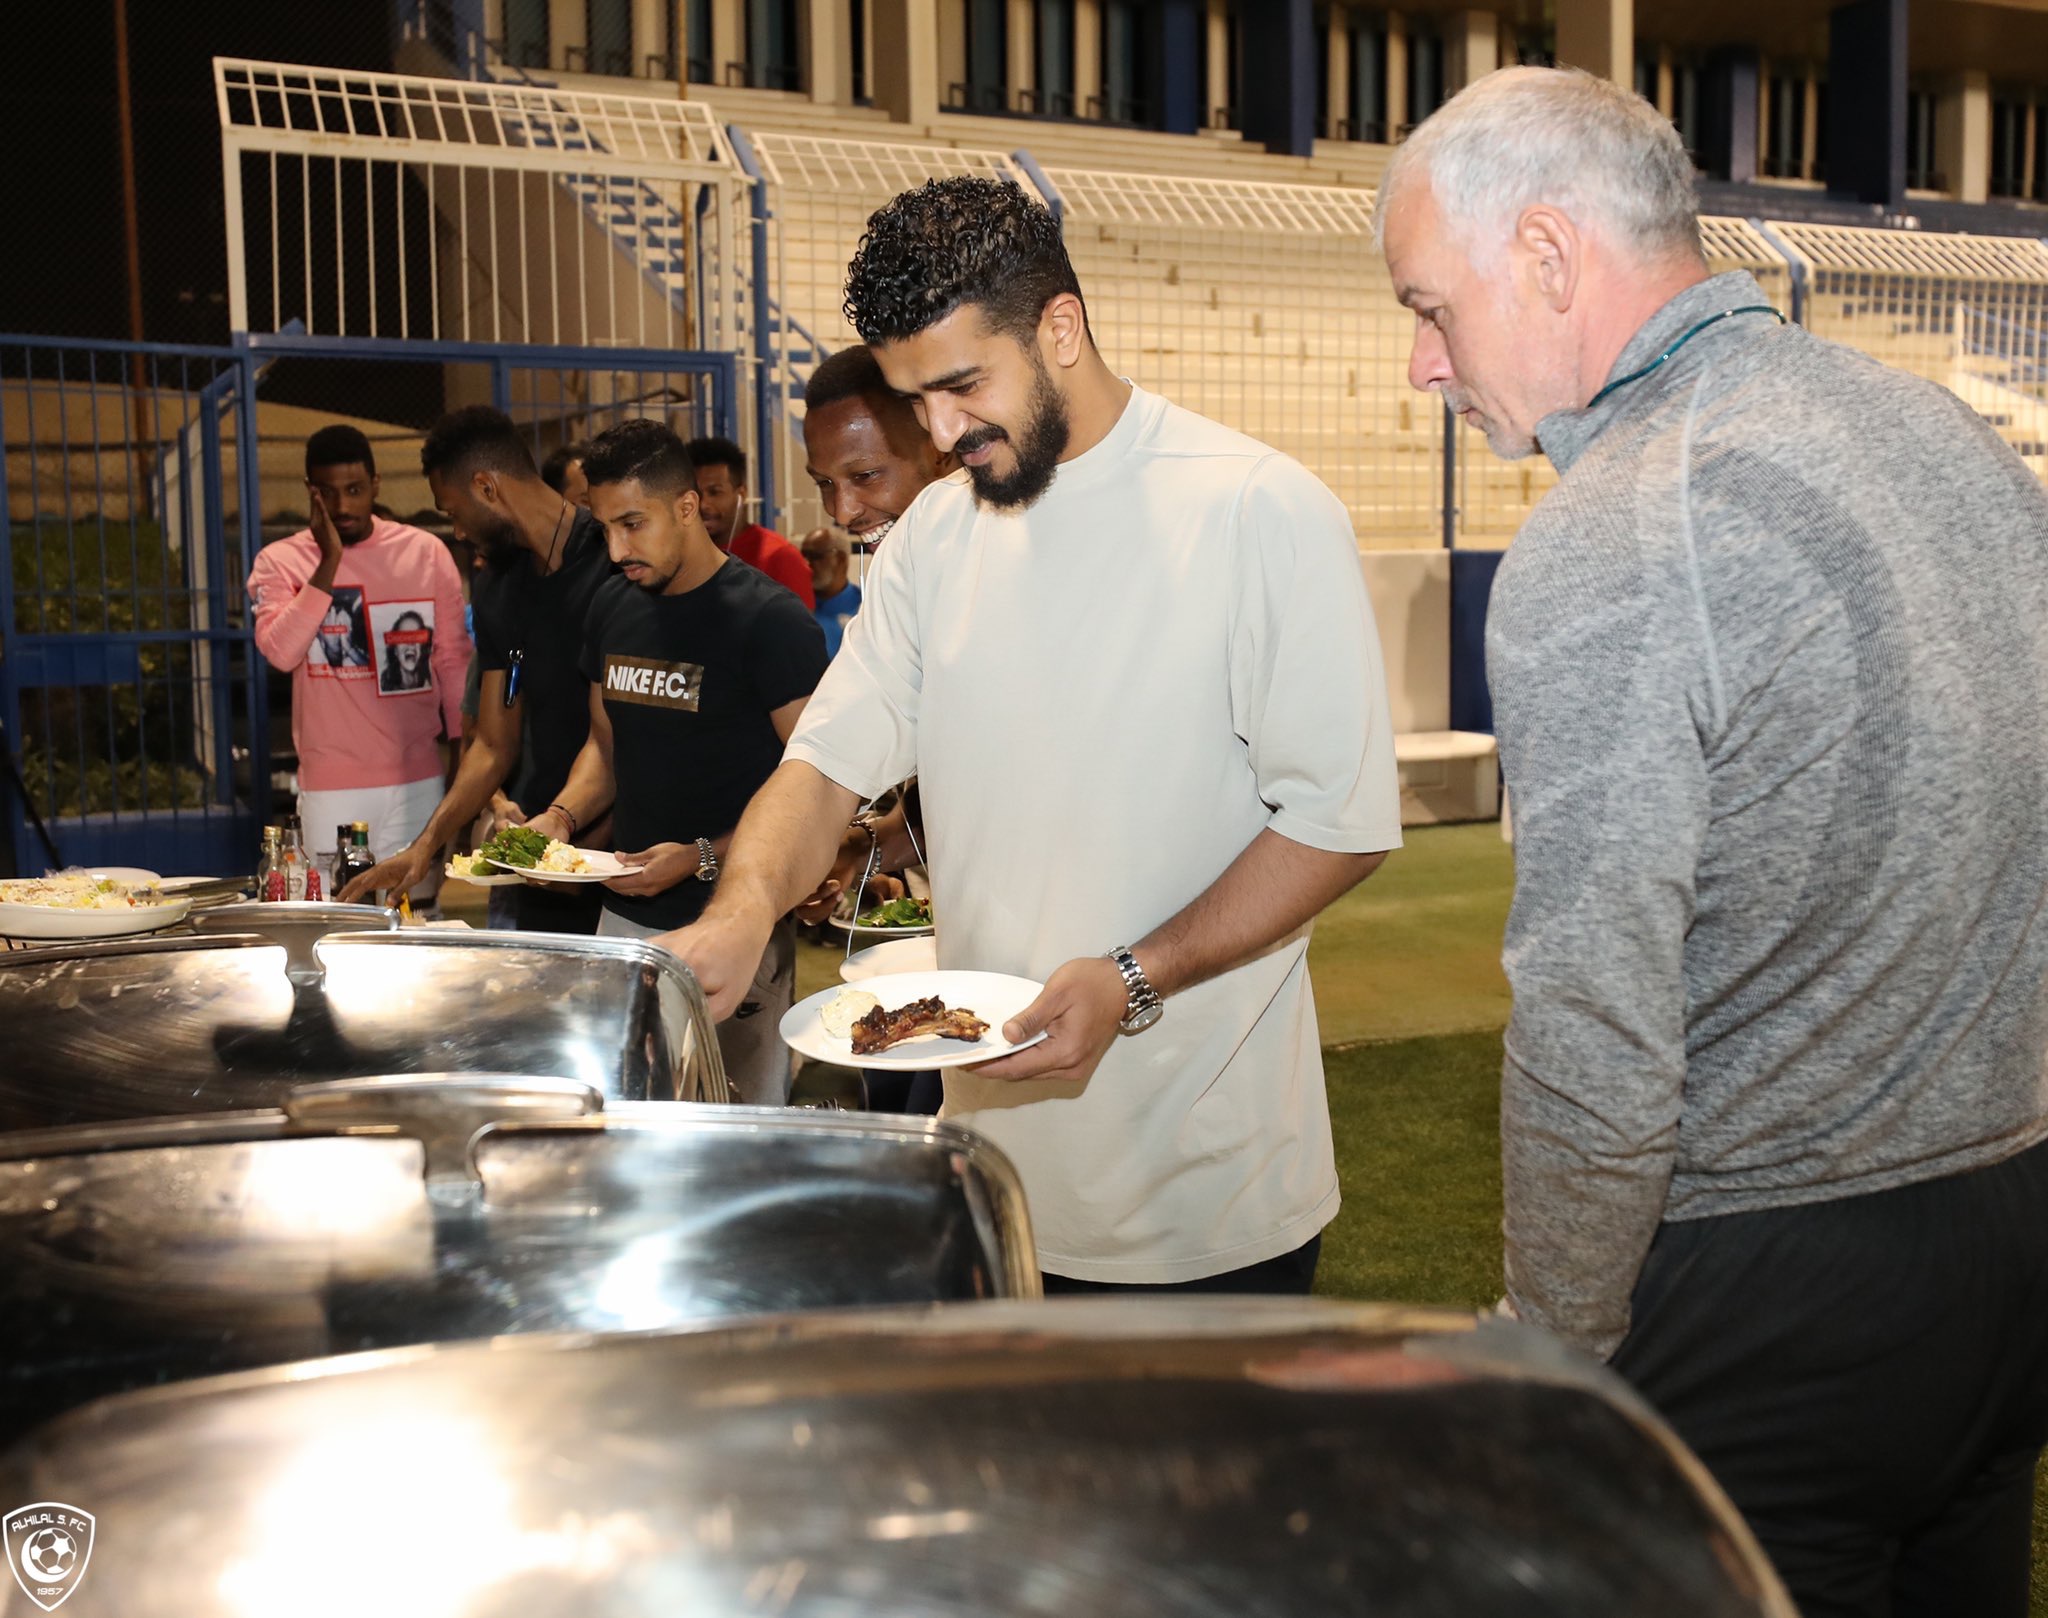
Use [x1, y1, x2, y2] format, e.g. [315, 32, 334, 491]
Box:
[1383, 67, 2048, 1618]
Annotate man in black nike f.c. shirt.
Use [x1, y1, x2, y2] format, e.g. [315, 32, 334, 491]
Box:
[525, 420, 827, 1103]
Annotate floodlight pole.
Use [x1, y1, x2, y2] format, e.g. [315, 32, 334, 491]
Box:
[114, 0, 154, 491]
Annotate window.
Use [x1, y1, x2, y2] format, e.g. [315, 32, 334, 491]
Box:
[1036, 0, 1075, 116]
[1812, 80, 1827, 184]
[1407, 23, 1443, 130]
[1351, 15, 1387, 143]
[1764, 67, 1808, 179]
[586, 0, 632, 76]
[1315, 6, 1330, 133]
[1905, 86, 1941, 190]
[685, 0, 712, 84]
[1991, 94, 2030, 199]
[1099, 0, 1148, 124]
[1671, 60, 1701, 162]
[1635, 45, 1659, 107]
[504, 0, 549, 70]
[964, 0, 1007, 112]
[2034, 98, 2048, 201]
[746, 0, 800, 89]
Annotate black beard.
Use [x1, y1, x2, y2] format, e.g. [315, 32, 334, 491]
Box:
[959, 362, 1070, 513]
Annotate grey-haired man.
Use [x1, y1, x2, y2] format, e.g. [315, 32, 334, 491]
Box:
[1381, 65, 2048, 1618]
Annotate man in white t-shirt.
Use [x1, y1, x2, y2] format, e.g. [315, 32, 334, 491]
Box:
[660, 177, 1402, 1290]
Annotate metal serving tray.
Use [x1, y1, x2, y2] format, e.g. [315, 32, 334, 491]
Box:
[0, 928, 727, 1132]
[0, 1075, 1036, 1440]
[0, 1299, 1792, 1618]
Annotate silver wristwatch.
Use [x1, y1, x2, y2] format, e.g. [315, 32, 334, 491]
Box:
[694, 837, 719, 883]
[1107, 945, 1163, 1035]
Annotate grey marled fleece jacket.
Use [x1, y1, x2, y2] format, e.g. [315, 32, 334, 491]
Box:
[1490, 269, 2048, 1357]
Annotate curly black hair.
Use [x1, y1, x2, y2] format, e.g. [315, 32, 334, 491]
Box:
[843, 176, 1086, 346]
[583, 419, 698, 498]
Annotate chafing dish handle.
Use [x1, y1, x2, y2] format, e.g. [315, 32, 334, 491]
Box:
[282, 1075, 603, 1199]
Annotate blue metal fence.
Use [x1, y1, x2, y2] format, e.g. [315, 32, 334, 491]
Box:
[0, 337, 266, 876]
[1, 333, 737, 878]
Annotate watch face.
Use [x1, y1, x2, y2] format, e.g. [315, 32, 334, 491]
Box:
[1120, 1002, 1164, 1035]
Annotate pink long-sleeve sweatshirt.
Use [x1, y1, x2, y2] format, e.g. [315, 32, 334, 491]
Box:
[247, 519, 472, 792]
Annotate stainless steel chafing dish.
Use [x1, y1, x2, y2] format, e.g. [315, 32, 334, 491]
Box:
[0, 927, 727, 1131]
[0, 1299, 1793, 1617]
[0, 1075, 1037, 1440]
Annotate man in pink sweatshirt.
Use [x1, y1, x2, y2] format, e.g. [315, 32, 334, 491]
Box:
[247, 426, 471, 898]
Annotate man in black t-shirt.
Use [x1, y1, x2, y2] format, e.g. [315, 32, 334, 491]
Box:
[526, 420, 827, 1103]
[340, 407, 615, 933]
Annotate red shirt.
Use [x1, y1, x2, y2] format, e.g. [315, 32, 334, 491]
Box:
[729, 523, 816, 609]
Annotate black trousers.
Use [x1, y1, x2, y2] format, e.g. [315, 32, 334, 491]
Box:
[1611, 1136, 2048, 1618]
[513, 882, 603, 935]
[1041, 1233, 1322, 1296]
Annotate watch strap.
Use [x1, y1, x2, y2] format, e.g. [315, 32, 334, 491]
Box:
[1107, 945, 1162, 1031]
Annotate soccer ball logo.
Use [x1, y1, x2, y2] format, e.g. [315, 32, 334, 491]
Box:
[5, 1502, 94, 1611]
[21, 1530, 73, 1582]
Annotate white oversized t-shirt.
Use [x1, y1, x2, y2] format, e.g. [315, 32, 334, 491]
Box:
[786, 384, 1402, 1282]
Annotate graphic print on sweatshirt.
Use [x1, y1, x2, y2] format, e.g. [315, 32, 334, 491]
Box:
[370, 598, 437, 696]
[309, 585, 372, 679]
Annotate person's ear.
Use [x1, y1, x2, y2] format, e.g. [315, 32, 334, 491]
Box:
[1516, 206, 1579, 313]
[1040, 291, 1088, 369]
[472, 469, 498, 509]
[673, 487, 701, 525]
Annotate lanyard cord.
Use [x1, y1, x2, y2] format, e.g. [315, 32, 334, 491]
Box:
[1585, 305, 1785, 409]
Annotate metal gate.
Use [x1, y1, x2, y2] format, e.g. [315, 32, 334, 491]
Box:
[0, 337, 266, 876]
[1, 333, 737, 878]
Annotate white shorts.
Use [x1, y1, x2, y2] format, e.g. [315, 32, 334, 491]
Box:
[298, 775, 443, 904]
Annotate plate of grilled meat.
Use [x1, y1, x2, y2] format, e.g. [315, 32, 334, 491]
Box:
[780, 970, 1049, 1070]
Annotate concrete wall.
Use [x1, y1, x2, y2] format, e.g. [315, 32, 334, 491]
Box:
[427, 166, 689, 355]
[1359, 548, 1452, 735]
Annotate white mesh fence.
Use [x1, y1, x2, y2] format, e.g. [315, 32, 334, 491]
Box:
[1042, 167, 1437, 547]
[215, 58, 747, 357]
[1765, 222, 2048, 476]
[1454, 217, 1799, 545]
[747, 132, 1041, 532]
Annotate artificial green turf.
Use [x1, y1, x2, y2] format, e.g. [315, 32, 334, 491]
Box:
[1308, 821, 1516, 1045]
[1313, 1029, 1506, 1309]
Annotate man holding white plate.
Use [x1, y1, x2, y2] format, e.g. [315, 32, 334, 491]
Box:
[663, 178, 1402, 1291]
[526, 420, 827, 1105]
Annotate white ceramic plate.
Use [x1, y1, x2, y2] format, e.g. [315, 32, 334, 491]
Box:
[827, 911, 935, 938]
[781, 969, 1048, 1071]
[839, 935, 940, 983]
[444, 860, 527, 888]
[486, 848, 631, 884]
[0, 895, 193, 941]
[86, 867, 163, 887]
